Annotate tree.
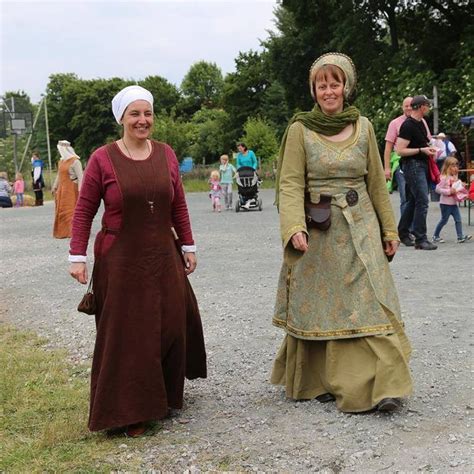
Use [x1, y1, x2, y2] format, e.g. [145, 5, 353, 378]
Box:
[222, 50, 271, 139]
[188, 108, 232, 164]
[139, 76, 181, 114]
[152, 112, 195, 160]
[180, 61, 224, 114]
[239, 117, 279, 165]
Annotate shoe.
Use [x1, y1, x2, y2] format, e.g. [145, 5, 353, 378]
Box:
[377, 398, 401, 412]
[316, 393, 335, 403]
[415, 241, 437, 250]
[431, 236, 445, 243]
[408, 233, 416, 241]
[457, 235, 472, 243]
[242, 201, 251, 209]
[125, 422, 147, 437]
[400, 237, 415, 247]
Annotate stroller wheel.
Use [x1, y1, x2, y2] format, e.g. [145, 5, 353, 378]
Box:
[235, 201, 240, 212]
[258, 198, 263, 211]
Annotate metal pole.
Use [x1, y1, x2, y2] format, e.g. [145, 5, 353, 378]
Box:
[432, 85, 439, 135]
[19, 98, 44, 171]
[43, 96, 53, 188]
[11, 97, 19, 173]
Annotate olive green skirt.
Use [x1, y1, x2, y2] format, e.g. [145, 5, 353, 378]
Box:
[271, 333, 412, 412]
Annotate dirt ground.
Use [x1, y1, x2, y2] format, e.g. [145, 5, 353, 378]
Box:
[0, 189, 472, 472]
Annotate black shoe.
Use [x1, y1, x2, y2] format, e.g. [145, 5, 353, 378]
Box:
[414, 241, 437, 250]
[400, 237, 415, 247]
[377, 397, 401, 412]
[316, 393, 335, 403]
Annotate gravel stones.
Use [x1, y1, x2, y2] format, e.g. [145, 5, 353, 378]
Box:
[1, 191, 472, 471]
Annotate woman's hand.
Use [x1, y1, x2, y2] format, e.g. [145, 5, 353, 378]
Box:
[291, 231, 308, 252]
[69, 262, 88, 284]
[384, 240, 400, 257]
[183, 252, 197, 275]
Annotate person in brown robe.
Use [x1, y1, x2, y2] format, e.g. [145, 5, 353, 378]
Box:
[52, 140, 83, 238]
[69, 85, 206, 436]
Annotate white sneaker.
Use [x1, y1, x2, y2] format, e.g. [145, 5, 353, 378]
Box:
[242, 201, 251, 209]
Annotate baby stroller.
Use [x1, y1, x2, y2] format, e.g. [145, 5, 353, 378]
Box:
[235, 166, 262, 212]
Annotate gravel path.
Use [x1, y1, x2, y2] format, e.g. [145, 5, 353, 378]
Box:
[1, 189, 472, 472]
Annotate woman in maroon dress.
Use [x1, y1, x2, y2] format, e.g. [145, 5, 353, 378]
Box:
[69, 85, 206, 436]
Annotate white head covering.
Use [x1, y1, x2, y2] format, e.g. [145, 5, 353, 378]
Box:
[57, 140, 80, 160]
[111, 85, 154, 124]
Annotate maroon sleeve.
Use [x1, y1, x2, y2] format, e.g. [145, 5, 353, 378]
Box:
[69, 150, 104, 256]
[165, 144, 194, 246]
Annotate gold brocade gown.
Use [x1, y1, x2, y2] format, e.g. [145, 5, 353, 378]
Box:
[271, 118, 412, 412]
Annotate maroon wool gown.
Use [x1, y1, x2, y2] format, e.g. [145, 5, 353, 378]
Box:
[88, 142, 205, 432]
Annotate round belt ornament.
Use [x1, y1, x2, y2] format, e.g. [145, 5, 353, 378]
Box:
[346, 189, 358, 206]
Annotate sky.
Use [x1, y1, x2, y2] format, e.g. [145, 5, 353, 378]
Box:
[0, 0, 278, 103]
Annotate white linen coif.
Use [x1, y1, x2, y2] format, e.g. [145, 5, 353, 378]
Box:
[111, 85, 154, 124]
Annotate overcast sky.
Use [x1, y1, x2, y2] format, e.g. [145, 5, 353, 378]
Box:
[1, 0, 278, 103]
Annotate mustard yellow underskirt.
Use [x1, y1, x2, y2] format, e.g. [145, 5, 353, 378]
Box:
[271, 333, 412, 412]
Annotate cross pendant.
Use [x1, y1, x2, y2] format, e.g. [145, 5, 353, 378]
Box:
[148, 201, 155, 213]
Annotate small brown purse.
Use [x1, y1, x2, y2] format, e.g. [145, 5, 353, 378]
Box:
[77, 277, 96, 315]
[304, 193, 332, 231]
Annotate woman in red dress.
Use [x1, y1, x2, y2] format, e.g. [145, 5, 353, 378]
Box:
[69, 85, 206, 436]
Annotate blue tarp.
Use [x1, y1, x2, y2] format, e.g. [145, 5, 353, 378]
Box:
[179, 157, 194, 173]
[460, 116, 474, 128]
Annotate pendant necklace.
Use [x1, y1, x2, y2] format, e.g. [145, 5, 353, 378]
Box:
[122, 139, 157, 214]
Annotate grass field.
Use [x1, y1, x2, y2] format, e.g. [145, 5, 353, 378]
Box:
[0, 325, 147, 472]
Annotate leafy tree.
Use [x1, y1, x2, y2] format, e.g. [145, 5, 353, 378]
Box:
[239, 117, 279, 165]
[222, 50, 271, 139]
[139, 76, 181, 114]
[152, 112, 195, 160]
[180, 61, 224, 115]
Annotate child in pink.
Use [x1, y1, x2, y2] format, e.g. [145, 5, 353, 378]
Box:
[13, 172, 25, 207]
[432, 157, 471, 243]
[209, 170, 222, 212]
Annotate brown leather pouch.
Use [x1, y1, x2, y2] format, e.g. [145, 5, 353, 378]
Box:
[304, 193, 332, 231]
[77, 278, 96, 315]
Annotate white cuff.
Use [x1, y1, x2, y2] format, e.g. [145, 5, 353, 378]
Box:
[182, 245, 196, 253]
[69, 255, 87, 263]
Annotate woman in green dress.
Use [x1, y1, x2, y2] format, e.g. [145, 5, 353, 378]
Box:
[271, 53, 412, 412]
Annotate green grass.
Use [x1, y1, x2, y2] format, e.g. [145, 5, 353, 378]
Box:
[0, 325, 146, 472]
[182, 178, 275, 193]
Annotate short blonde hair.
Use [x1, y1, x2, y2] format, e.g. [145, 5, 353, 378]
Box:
[220, 154, 229, 161]
[210, 170, 220, 180]
[0, 171, 8, 180]
[16, 172, 23, 180]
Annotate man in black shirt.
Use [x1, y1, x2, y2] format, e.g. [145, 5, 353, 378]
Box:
[396, 95, 438, 250]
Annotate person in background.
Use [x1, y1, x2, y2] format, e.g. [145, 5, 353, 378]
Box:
[432, 132, 456, 171]
[219, 154, 236, 210]
[384, 96, 431, 222]
[0, 171, 13, 208]
[236, 143, 258, 170]
[13, 172, 25, 207]
[272, 52, 412, 413]
[432, 157, 471, 244]
[31, 152, 45, 206]
[209, 169, 222, 212]
[396, 95, 438, 250]
[69, 85, 206, 436]
[52, 141, 83, 238]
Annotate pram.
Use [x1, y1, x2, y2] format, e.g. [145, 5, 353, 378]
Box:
[235, 166, 262, 212]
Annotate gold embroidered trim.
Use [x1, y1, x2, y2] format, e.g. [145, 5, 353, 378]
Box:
[272, 317, 397, 338]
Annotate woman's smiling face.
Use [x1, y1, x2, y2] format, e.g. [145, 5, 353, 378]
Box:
[313, 65, 346, 115]
[121, 100, 153, 141]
